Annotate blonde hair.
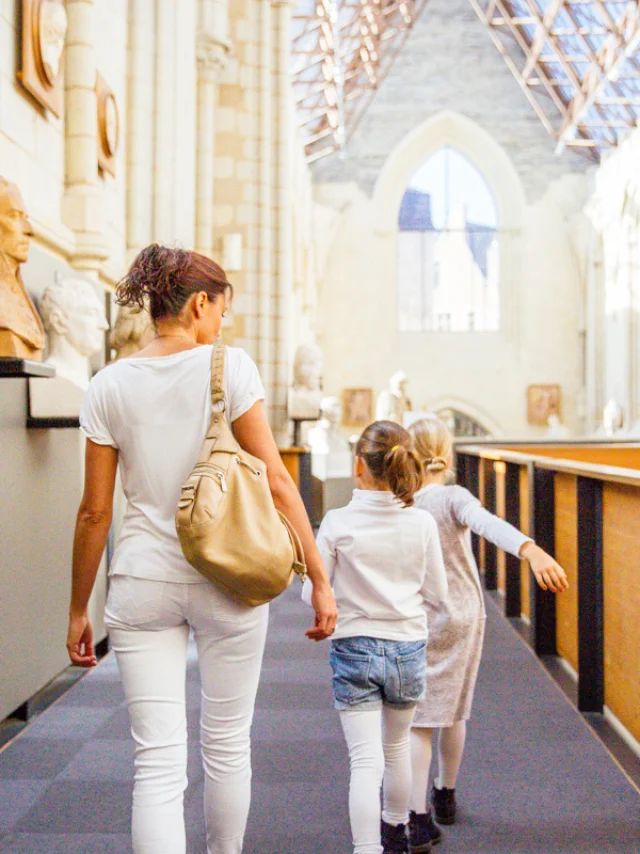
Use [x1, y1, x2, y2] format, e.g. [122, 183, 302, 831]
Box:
[355, 420, 423, 507]
[408, 415, 453, 474]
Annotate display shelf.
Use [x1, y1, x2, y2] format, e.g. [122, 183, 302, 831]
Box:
[27, 416, 80, 429]
[0, 358, 55, 378]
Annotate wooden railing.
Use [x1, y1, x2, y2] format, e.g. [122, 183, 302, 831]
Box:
[456, 443, 640, 746]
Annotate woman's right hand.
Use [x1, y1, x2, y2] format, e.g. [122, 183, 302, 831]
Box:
[67, 612, 98, 667]
[305, 582, 338, 642]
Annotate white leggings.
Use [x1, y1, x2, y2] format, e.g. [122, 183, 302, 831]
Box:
[408, 722, 467, 813]
[104, 576, 269, 854]
[339, 706, 417, 854]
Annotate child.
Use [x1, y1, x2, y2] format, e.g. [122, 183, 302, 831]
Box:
[401, 415, 568, 852]
[303, 420, 449, 854]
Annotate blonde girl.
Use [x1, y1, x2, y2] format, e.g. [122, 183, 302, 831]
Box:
[303, 421, 449, 854]
[396, 415, 568, 853]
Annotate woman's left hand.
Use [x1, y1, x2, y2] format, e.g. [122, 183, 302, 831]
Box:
[66, 612, 98, 667]
[520, 542, 569, 593]
[306, 583, 338, 642]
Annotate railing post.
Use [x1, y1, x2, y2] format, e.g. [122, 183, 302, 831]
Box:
[530, 467, 557, 655]
[456, 452, 468, 489]
[483, 461, 498, 590]
[464, 455, 481, 565]
[577, 476, 604, 713]
[504, 462, 522, 618]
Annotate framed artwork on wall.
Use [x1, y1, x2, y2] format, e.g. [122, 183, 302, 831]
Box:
[97, 73, 119, 176]
[527, 384, 561, 426]
[342, 388, 374, 428]
[17, 0, 67, 117]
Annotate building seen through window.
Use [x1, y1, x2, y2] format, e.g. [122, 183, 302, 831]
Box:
[397, 146, 500, 333]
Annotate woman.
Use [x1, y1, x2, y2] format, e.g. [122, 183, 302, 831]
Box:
[66, 244, 337, 854]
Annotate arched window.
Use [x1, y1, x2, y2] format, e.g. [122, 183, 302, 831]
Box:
[397, 147, 500, 333]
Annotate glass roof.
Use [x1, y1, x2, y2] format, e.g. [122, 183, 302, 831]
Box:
[292, 1, 640, 162]
[468, 0, 640, 159]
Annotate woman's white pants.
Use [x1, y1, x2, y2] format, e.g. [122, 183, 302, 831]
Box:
[105, 576, 269, 854]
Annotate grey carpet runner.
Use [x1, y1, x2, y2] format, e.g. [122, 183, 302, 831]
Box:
[1, 586, 639, 853]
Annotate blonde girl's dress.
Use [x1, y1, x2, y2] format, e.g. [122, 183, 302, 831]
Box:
[412, 483, 531, 728]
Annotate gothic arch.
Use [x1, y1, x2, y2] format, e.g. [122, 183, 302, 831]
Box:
[372, 111, 526, 235]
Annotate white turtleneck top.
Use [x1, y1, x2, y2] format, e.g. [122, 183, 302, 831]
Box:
[302, 489, 448, 641]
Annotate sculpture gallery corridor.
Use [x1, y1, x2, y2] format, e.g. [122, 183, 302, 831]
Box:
[3, 1, 640, 852]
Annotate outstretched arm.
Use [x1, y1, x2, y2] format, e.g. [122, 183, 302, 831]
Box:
[232, 401, 337, 640]
[454, 491, 568, 594]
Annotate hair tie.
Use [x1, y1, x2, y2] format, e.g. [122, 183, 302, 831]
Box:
[390, 445, 402, 453]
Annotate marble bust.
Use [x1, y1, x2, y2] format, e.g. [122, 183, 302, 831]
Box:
[0, 177, 45, 360]
[39, 0, 68, 85]
[376, 370, 411, 424]
[110, 302, 154, 360]
[308, 396, 353, 480]
[308, 397, 351, 455]
[288, 343, 323, 420]
[29, 277, 108, 418]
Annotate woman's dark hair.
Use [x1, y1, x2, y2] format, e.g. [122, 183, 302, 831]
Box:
[116, 244, 232, 323]
[355, 420, 423, 507]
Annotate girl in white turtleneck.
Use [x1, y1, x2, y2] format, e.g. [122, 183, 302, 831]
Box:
[303, 420, 448, 854]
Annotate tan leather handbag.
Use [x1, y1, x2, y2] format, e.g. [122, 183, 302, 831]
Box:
[175, 343, 307, 606]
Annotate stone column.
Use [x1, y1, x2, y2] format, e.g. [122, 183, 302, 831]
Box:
[257, 0, 274, 399]
[272, 0, 293, 439]
[126, 0, 155, 259]
[195, 0, 230, 257]
[62, 0, 107, 275]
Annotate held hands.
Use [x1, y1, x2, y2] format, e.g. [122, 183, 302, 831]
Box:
[66, 612, 97, 668]
[520, 542, 569, 594]
[306, 582, 338, 642]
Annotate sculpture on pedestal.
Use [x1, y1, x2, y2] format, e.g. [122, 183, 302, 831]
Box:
[110, 302, 154, 360]
[0, 177, 45, 360]
[308, 396, 351, 456]
[288, 343, 323, 420]
[376, 370, 411, 425]
[29, 276, 108, 419]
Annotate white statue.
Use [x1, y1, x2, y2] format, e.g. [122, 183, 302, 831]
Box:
[308, 396, 353, 480]
[29, 276, 108, 418]
[603, 398, 625, 437]
[288, 343, 323, 420]
[376, 370, 411, 424]
[545, 413, 571, 439]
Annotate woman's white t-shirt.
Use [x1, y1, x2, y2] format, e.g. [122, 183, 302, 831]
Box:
[79, 345, 265, 583]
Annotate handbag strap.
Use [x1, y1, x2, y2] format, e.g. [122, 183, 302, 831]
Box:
[197, 342, 237, 463]
[210, 341, 226, 411]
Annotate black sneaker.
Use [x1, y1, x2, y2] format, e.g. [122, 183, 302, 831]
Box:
[381, 820, 408, 854]
[431, 785, 456, 825]
[408, 810, 442, 852]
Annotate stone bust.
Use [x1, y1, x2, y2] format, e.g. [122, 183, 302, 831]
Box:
[288, 343, 323, 420]
[39, 0, 68, 85]
[39, 276, 109, 390]
[110, 302, 154, 360]
[376, 370, 411, 424]
[0, 177, 45, 360]
[308, 396, 351, 455]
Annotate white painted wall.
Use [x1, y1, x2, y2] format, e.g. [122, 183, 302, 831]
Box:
[315, 112, 590, 437]
[588, 127, 640, 434]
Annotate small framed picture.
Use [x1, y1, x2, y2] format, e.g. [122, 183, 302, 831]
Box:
[527, 384, 561, 426]
[342, 388, 374, 428]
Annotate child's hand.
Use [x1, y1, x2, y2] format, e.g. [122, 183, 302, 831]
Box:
[520, 542, 569, 593]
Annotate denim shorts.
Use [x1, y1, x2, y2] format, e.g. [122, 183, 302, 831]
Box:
[330, 636, 427, 711]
